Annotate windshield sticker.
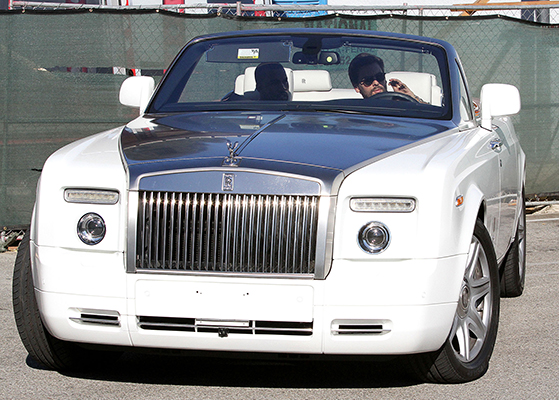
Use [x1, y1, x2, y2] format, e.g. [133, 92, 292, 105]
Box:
[237, 48, 260, 60]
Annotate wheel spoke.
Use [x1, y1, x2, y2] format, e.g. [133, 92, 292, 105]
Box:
[471, 276, 490, 301]
[467, 306, 487, 341]
[465, 240, 481, 281]
[451, 317, 470, 360]
[450, 234, 495, 362]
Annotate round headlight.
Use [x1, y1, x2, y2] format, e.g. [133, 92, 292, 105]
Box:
[358, 221, 390, 254]
[77, 213, 106, 245]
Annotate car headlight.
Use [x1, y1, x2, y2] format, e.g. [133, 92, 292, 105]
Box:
[77, 213, 106, 245]
[358, 221, 390, 254]
[350, 197, 415, 213]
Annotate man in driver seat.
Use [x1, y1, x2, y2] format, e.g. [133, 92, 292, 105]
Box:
[349, 53, 425, 103]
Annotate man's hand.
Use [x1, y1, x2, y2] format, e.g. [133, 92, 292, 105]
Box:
[388, 79, 426, 103]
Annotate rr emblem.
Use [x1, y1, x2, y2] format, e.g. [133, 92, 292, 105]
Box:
[222, 173, 235, 191]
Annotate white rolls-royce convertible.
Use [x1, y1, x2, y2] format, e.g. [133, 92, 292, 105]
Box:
[13, 28, 525, 383]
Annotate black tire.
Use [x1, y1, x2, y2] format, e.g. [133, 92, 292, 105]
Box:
[500, 193, 526, 298]
[12, 233, 119, 371]
[410, 219, 500, 383]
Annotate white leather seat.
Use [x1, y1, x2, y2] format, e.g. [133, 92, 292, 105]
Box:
[234, 68, 361, 101]
[291, 70, 361, 101]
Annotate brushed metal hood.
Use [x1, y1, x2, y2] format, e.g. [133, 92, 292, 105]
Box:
[121, 111, 453, 194]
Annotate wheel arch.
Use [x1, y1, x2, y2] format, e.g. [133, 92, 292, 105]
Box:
[453, 183, 489, 258]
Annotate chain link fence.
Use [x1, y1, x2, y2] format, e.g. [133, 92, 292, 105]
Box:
[2, 5, 559, 232]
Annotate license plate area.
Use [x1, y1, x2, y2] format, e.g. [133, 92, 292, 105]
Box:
[135, 280, 314, 322]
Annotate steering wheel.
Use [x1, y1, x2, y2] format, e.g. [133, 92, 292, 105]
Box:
[370, 91, 419, 102]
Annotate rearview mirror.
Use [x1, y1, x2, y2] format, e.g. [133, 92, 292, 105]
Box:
[480, 83, 521, 130]
[292, 51, 340, 65]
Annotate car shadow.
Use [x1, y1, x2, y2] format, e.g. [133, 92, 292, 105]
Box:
[28, 352, 421, 389]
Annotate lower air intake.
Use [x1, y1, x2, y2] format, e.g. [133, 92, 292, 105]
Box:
[138, 316, 313, 336]
[331, 319, 391, 335]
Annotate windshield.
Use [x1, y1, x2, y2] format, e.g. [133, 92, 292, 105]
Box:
[149, 33, 451, 120]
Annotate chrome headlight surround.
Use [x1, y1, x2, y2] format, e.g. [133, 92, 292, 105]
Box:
[77, 213, 106, 245]
[357, 221, 391, 254]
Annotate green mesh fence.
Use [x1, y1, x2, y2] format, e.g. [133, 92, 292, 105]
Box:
[1, 11, 558, 227]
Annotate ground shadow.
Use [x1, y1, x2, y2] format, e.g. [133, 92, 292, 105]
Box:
[28, 351, 422, 389]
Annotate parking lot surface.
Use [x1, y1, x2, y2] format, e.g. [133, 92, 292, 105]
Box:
[1, 211, 558, 399]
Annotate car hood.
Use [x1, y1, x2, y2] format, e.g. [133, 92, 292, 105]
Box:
[121, 111, 454, 193]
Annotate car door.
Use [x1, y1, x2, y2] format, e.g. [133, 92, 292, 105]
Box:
[456, 61, 502, 256]
[492, 120, 520, 260]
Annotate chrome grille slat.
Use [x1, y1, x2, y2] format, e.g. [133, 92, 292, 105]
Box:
[136, 191, 319, 275]
[175, 192, 183, 270]
[161, 192, 168, 268]
[190, 193, 197, 271]
[184, 193, 191, 270]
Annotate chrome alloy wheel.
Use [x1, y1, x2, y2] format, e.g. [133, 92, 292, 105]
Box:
[450, 235, 495, 362]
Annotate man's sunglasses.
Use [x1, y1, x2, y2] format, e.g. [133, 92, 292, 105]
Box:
[359, 72, 386, 87]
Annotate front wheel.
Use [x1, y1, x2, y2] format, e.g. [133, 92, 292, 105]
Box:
[410, 219, 500, 383]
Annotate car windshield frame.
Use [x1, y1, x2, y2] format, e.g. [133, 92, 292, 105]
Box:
[148, 32, 452, 120]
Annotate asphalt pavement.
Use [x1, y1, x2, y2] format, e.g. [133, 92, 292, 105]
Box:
[1, 211, 558, 399]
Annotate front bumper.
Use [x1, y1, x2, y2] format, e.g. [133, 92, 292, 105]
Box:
[33, 243, 465, 355]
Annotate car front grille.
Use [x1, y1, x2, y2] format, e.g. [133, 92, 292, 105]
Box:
[136, 191, 319, 275]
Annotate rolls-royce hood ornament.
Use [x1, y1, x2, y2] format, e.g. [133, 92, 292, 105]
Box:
[223, 141, 240, 167]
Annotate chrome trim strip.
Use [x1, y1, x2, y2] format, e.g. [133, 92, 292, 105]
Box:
[70, 316, 121, 327]
[314, 195, 336, 279]
[130, 269, 314, 279]
[331, 328, 391, 335]
[127, 190, 139, 273]
[138, 169, 322, 196]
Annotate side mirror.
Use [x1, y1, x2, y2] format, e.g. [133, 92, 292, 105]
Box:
[480, 83, 521, 130]
[119, 76, 155, 115]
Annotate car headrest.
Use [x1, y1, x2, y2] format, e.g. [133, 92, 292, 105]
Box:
[239, 66, 294, 94]
[292, 70, 332, 92]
